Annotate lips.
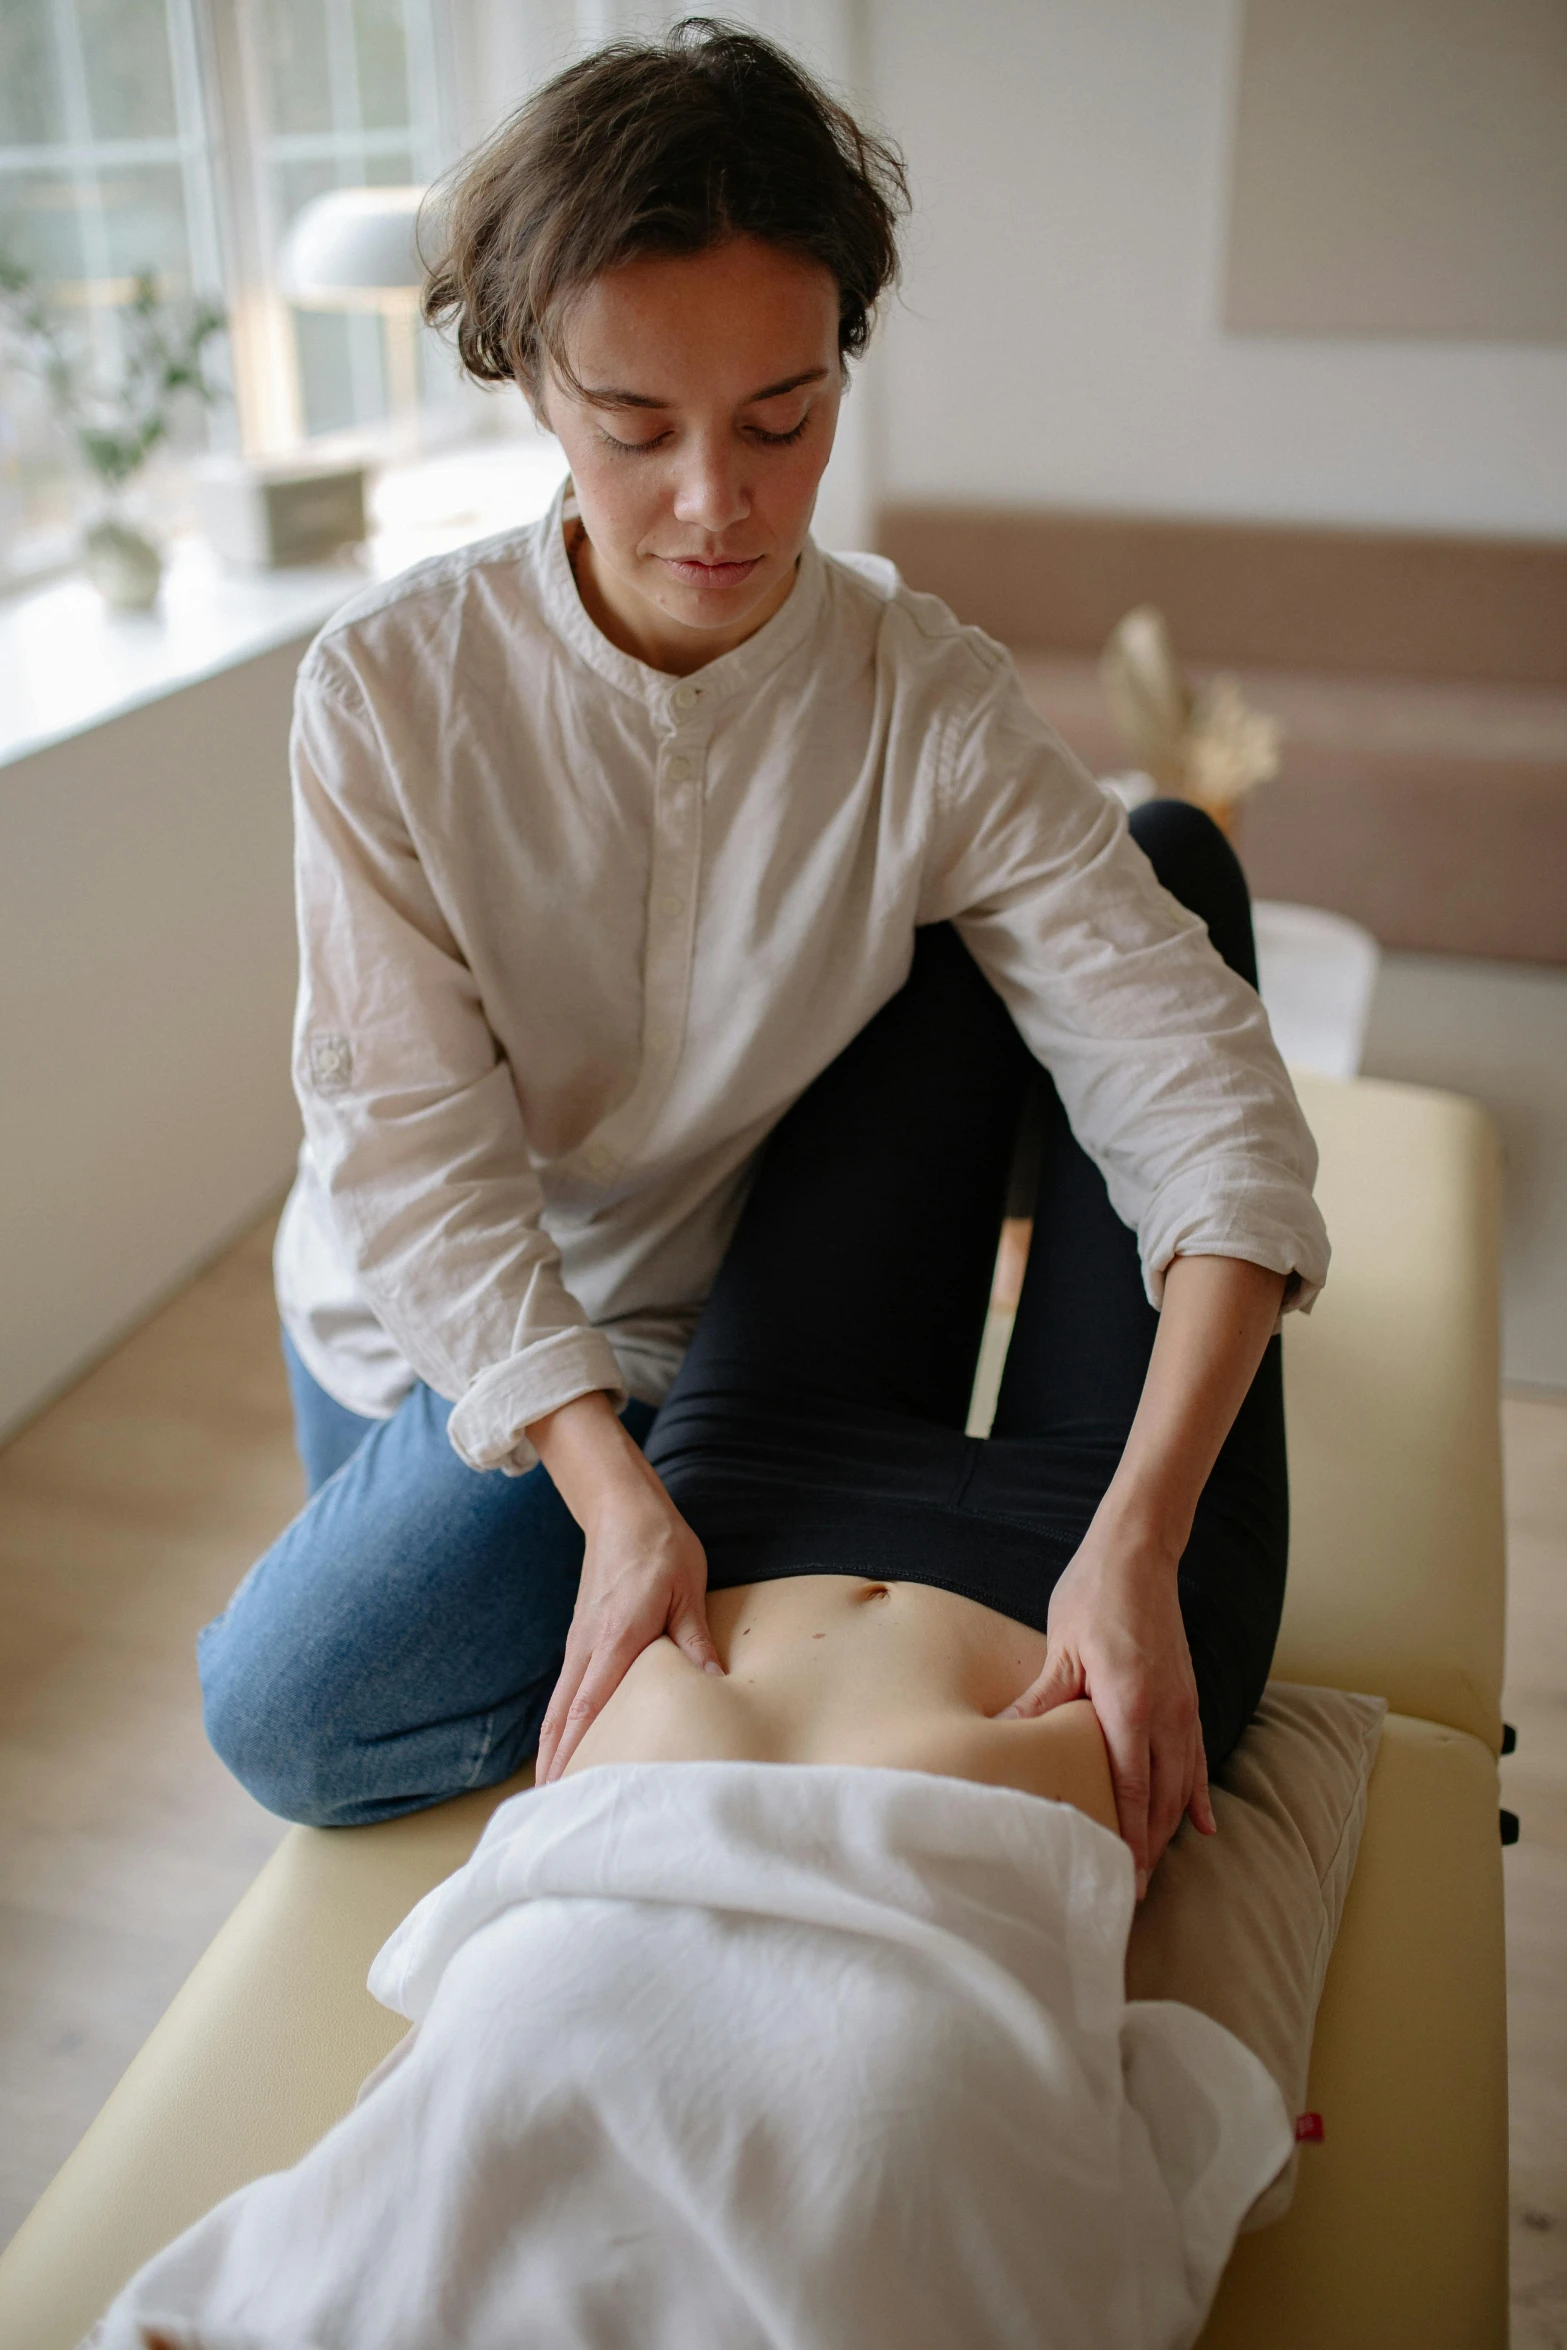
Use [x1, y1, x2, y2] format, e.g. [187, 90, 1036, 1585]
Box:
[656, 553, 765, 590]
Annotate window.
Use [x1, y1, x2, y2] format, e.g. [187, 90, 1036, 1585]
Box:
[215, 0, 461, 448]
[0, 0, 465, 578]
[0, 0, 223, 569]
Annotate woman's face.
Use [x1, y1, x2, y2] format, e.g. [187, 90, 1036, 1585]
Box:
[538, 236, 842, 675]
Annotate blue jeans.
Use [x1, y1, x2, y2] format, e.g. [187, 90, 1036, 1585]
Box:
[197, 1335, 654, 1826]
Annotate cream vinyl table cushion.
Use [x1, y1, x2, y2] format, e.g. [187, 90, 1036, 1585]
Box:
[1198, 1713, 1507, 2350]
[1275, 1073, 1505, 1750]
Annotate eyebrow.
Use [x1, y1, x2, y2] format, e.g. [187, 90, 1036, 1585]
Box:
[575, 366, 830, 413]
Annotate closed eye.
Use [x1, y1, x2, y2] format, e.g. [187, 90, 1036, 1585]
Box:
[598, 414, 812, 457]
[749, 416, 810, 447]
[599, 428, 674, 457]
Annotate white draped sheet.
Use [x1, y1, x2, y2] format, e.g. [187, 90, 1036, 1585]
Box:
[96, 1764, 1290, 2350]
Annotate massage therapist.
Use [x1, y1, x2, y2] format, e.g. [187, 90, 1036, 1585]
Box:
[198, 19, 1328, 1892]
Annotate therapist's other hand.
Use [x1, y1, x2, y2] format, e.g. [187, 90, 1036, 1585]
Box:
[993, 1509, 1215, 1896]
[993, 1254, 1285, 1894]
[530, 1389, 722, 1784]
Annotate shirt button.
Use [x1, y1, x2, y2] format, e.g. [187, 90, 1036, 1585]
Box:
[661, 892, 684, 916]
[668, 754, 694, 783]
[674, 683, 700, 709]
[587, 1144, 612, 1171]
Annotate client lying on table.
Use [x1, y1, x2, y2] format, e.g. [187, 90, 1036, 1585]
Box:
[99, 828, 1314, 2350]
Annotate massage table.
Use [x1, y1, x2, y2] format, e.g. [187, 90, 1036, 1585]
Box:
[0, 1071, 1510, 2349]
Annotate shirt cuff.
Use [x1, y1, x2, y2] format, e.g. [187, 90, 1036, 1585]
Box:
[1142, 1182, 1332, 1327]
[446, 1326, 629, 1474]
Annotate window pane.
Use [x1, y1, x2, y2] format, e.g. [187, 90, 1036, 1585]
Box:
[78, 0, 178, 142]
[364, 143, 415, 188]
[272, 153, 336, 253]
[274, 156, 369, 437]
[98, 162, 194, 287]
[0, 0, 222, 571]
[261, 0, 334, 138]
[353, 0, 411, 135]
[293, 307, 376, 435]
[272, 138, 423, 438]
[0, 1, 65, 147]
[0, 361, 77, 551]
[0, 171, 90, 284]
[241, 0, 452, 447]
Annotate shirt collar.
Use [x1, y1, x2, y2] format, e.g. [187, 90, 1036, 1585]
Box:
[534, 476, 827, 714]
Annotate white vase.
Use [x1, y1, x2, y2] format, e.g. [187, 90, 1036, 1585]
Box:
[82, 515, 164, 611]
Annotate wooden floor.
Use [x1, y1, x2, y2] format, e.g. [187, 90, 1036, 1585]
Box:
[0, 1218, 292, 2244]
[1, 1215, 1565, 2344]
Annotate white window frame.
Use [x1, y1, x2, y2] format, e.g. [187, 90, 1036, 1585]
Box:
[0, 0, 468, 565]
[195, 0, 465, 457]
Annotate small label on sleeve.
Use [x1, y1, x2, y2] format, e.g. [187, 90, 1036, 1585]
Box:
[308, 1032, 354, 1094]
[1294, 2113, 1325, 2143]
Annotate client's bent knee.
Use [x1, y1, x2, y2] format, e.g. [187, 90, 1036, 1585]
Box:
[1128, 798, 1240, 905]
[1127, 798, 1256, 984]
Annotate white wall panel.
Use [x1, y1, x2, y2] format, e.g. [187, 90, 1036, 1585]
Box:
[866, 0, 1567, 536]
[0, 643, 306, 1441]
[1225, 0, 1567, 342]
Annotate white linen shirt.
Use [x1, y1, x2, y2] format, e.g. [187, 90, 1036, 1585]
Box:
[274, 481, 1329, 1474]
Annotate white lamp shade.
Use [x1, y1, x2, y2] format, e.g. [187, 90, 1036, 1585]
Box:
[280, 186, 430, 309]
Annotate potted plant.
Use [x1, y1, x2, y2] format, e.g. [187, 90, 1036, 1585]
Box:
[0, 251, 226, 610]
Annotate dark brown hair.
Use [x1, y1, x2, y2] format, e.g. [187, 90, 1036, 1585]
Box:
[422, 16, 908, 397]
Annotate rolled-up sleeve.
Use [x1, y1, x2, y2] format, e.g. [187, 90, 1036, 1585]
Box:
[290, 654, 625, 1471]
[921, 657, 1330, 1316]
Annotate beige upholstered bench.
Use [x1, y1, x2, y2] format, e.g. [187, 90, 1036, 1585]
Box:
[0, 1073, 1510, 2350]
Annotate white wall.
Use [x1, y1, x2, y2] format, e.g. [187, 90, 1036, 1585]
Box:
[866, 0, 1567, 537]
[0, 644, 305, 1441]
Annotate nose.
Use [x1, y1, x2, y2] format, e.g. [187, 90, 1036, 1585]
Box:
[671, 433, 750, 535]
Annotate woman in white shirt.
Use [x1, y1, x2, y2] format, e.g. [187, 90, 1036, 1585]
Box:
[199, 19, 1327, 1898]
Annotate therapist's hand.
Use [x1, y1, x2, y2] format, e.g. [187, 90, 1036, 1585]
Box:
[530, 1390, 722, 1784]
[992, 1253, 1285, 1894]
[995, 1505, 1215, 1897]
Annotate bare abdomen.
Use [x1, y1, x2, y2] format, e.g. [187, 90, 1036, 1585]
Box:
[564, 1575, 1118, 1834]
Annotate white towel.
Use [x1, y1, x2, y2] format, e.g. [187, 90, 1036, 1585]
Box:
[96, 1764, 1290, 2350]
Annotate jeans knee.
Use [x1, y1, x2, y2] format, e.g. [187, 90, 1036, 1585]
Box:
[1129, 798, 1257, 986]
[198, 1616, 354, 1827]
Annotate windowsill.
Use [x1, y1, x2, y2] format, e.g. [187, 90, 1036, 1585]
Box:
[0, 436, 569, 773]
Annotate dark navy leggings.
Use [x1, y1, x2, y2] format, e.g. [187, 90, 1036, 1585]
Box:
[648, 799, 1288, 1771]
